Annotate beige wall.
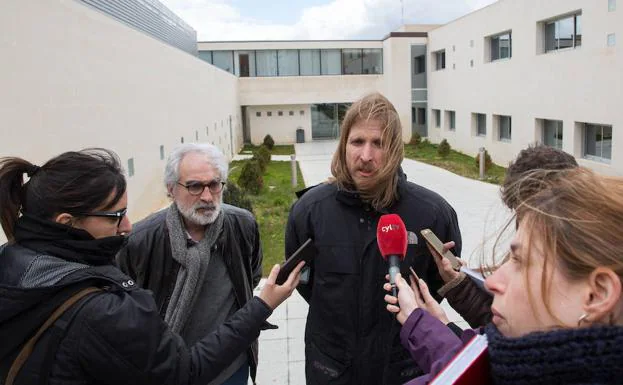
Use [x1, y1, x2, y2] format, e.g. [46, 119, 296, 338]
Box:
[246, 105, 311, 145]
[427, 0, 622, 175]
[0, 0, 241, 242]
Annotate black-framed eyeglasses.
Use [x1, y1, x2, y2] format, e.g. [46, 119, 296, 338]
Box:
[74, 208, 128, 227]
[177, 180, 225, 196]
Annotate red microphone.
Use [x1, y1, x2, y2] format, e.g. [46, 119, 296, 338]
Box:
[377, 214, 407, 297]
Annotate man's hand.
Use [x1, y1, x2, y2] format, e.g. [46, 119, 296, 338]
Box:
[426, 240, 465, 283]
[258, 262, 305, 310]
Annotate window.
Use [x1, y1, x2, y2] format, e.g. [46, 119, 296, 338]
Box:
[195, 131, 199, 141]
[474, 113, 486, 136]
[289, 111, 294, 116]
[470, 60, 474, 67]
[411, 107, 416, 123]
[544, 13, 582, 52]
[267, 111, 272, 117]
[160, 145, 165, 160]
[256, 50, 278, 76]
[278, 50, 299, 76]
[342, 49, 363, 75]
[206, 126, 209, 135]
[496, 115, 512, 141]
[278, 111, 283, 116]
[212, 51, 234, 73]
[198, 51, 212, 64]
[584, 123, 612, 162]
[181, 136, 184, 143]
[414, 55, 425, 74]
[433, 109, 441, 127]
[609, 0, 616, 12]
[128, 158, 135, 177]
[445, 110, 456, 131]
[300, 110, 305, 116]
[543, 119, 563, 149]
[608, 33, 616, 47]
[362, 49, 383, 74]
[434, 50, 446, 70]
[320, 49, 341, 75]
[300, 49, 321, 75]
[234, 51, 256, 77]
[417, 108, 426, 125]
[256, 112, 261, 117]
[490, 32, 512, 61]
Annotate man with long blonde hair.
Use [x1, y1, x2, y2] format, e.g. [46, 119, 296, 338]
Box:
[285, 92, 462, 385]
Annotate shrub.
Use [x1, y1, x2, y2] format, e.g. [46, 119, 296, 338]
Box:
[410, 132, 422, 146]
[253, 145, 271, 173]
[238, 160, 264, 194]
[222, 180, 254, 213]
[262, 134, 275, 150]
[437, 139, 451, 158]
[474, 149, 493, 172]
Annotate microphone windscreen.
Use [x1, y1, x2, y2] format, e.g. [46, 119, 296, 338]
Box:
[376, 214, 408, 260]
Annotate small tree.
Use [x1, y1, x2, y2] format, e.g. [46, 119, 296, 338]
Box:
[222, 180, 254, 213]
[262, 134, 275, 150]
[410, 132, 422, 147]
[474, 149, 493, 172]
[238, 160, 264, 194]
[253, 145, 271, 173]
[437, 139, 451, 158]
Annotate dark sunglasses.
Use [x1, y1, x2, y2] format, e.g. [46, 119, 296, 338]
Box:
[75, 208, 128, 227]
[177, 180, 225, 196]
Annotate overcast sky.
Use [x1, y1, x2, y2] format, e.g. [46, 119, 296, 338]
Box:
[159, 0, 498, 41]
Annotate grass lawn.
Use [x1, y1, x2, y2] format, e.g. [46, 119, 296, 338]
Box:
[229, 159, 304, 276]
[404, 141, 506, 185]
[240, 144, 295, 156]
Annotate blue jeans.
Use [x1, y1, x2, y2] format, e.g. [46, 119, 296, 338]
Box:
[221, 362, 249, 385]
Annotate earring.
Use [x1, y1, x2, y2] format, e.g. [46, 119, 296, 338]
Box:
[577, 313, 589, 327]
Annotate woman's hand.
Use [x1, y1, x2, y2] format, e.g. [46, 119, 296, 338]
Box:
[427, 241, 465, 283]
[258, 262, 305, 309]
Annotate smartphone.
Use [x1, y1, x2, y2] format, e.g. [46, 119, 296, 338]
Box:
[420, 229, 461, 271]
[277, 239, 316, 285]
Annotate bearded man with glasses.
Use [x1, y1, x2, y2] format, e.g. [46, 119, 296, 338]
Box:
[117, 143, 264, 385]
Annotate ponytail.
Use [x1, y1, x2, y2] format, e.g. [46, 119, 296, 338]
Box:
[0, 157, 38, 241]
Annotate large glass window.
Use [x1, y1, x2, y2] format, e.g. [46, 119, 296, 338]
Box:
[543, 119, 563, 149]
[474, 113, 486, 136]
[198, 51, 212, 64]
[256, 50, 278, 77]
[300, 49, 321, 75]
[342, 49, 363, 75]
[278, 50, 299, 76]
[545, 14, 582, 52]
[414, 55, 425, 74]
[584, 123, 612, 162]
[234, 51, 256, 77]
[311, 103, 351, 139]
[491, 32, 512, 61]
[362, 49, 382, 74]
[498, 115, 512, 141]
[417, 108, 426, 125]
[320, 49, 341, 75]
[212, 51, 234, 73]
[434, 50, 446, 70]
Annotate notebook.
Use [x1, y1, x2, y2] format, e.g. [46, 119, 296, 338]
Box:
[430, 334, 491, 385]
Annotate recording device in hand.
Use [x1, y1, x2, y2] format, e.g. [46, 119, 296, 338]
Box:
[377, 214, 408, 297]
[420, 228, 461, 271]
[277, 238, 317, 285]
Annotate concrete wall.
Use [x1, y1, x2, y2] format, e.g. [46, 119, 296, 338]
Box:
[427, 0, 622, 175]
[0, 0, 240, 242]
[246, 105, 311, 145]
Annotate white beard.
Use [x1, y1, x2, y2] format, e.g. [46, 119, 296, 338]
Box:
[176, 200, 221, 226]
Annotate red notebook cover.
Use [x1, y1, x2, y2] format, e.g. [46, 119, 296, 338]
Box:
[430, 334, 491, 385]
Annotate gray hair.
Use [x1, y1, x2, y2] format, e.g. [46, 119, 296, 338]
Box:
[164, 143, 229, 188]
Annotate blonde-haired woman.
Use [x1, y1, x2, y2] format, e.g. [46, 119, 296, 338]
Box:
[386, 168, 623, 384]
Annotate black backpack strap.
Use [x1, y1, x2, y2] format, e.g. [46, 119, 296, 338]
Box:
[5, 287, 102, 385]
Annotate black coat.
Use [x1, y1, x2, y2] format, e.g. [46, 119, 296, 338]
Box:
[285, 175, 462, 385]
[0, 243, 272, 385]
[116, 204, 264, 381]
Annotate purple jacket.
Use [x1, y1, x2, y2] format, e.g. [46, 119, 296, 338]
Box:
[400, 309, 478, 385]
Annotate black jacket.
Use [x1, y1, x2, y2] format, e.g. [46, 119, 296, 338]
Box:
[285, 175, 462, 385]
[0, 243, 272, 385]
[116, 204, 264, 380]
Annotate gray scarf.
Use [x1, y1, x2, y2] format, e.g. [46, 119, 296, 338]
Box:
[164, 203, 224, 334]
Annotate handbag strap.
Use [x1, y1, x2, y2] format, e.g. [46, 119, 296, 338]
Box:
[5, 286, 102, 385]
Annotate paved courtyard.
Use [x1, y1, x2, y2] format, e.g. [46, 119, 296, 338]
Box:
[251, 140, 509, 384]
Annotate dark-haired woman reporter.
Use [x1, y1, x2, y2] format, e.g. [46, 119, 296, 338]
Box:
[0, 149, 303, 385]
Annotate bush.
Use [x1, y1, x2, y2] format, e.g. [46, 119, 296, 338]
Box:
[474, 149, 493, 172]
[253, 145, 271, 173]
[238, 160, 264, 194]
[262, 134, 275, 150]
[437, 139, 451, 158]
[222, 180, 254, 213]
[410, 132, 422, 146]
